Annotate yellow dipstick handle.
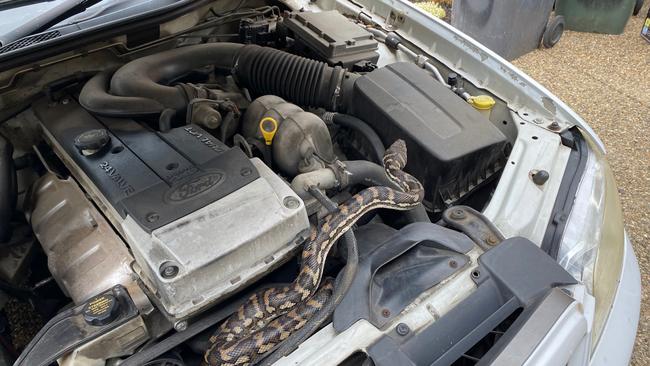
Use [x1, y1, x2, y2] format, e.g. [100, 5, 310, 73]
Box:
[259, 117, 279, 146]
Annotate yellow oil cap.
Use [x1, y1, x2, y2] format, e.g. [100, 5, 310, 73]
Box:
[259, 117, 279, 145]
[469, 95, 496, 110]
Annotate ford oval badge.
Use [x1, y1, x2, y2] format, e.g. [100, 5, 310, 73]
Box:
[166, 171, 224, 202]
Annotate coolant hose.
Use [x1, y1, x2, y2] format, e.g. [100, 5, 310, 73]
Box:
[291, 169, 338, 200]
[326, 113, 385, 164]
[344, 160, 399, 189]
[291, 161, 430, 223]
[345, 161, 430, 223]
[290, 160, 399, 198]
[82, 43, 357, 116]
[0, 135, 16, 243]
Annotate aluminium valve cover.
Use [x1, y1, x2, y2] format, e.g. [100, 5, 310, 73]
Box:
[34, 98, 310, 318]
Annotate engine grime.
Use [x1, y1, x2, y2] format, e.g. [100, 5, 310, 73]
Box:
[33, 98, 310, 319]
[33, 97, 259, 232]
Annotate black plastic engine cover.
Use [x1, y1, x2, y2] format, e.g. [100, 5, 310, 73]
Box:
[349, 63, 508, 211]
[34, 98, 259, 232]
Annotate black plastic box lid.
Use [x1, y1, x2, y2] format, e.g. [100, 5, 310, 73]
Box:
[349, 62, 507, 210]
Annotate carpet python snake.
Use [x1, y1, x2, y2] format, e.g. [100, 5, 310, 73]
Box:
[204, 140, 424, 365]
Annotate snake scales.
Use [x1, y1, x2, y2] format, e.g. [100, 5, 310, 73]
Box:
[204, 140, 424, 366]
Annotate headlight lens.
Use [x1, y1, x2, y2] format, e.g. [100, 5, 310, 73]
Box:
[556, 130, 625, 349]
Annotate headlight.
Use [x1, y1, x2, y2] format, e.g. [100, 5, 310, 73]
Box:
[556, 129, 625, 349]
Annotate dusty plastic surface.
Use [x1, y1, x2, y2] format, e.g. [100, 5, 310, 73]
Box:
[349, 62, 507, 212]
[284, 10, 379, 67]
[122, 158, 310, 319]
[556, 0, 635, 34]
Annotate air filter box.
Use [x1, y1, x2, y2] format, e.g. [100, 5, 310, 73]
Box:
[348, 62, 507, 211]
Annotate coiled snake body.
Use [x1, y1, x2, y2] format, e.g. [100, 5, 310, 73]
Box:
[204, 140, 424, 366]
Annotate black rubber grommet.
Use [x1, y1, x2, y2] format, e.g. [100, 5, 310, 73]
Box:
[385, 32, 402, 50]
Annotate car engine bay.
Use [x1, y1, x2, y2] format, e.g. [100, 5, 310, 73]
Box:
[0, 2, 583, 365]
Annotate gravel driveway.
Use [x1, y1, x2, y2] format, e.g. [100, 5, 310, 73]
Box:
[513, 7, 649, 364]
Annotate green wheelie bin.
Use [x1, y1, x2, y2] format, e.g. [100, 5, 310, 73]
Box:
[555, 0, 637, 34]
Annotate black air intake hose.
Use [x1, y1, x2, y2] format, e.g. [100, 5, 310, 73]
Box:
[109, 43, 244, 111]
[86, 43, 357, 116]
[79, 70, 165, 117]
[233, 46, 351, 110]
[0, 135, 16, 243]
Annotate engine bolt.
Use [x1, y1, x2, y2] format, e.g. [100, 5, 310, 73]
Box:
[240, 167, 252, 176]
[381, 309, 391, 318]
[548, 121, 561, 131]
[61, 98, 70, 105]
[396, 323, 410, 336]
[450, 209, 465, 220]
[283, 196, 301, 209]
[486, 235, 498, 245]
[160, 263, 179, 279]
[174, 320, 188, 332]
[532, 170, 550, 185]
[146, 212, 159, 223]
[449, 260, 458, 268]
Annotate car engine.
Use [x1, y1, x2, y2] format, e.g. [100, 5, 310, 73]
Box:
[0, 5, 522, 366]
[32, 105, 310, 318]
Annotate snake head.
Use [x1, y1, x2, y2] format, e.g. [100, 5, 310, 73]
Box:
[383, 139, 408, 170]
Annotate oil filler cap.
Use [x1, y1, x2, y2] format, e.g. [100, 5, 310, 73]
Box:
[74, 129, 110, 156]
[82, 293, 120, 326]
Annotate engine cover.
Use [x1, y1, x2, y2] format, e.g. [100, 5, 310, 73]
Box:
[34, 99, 310, 318]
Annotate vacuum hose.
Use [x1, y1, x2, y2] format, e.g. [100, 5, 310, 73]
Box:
[80, 44, 356, 116]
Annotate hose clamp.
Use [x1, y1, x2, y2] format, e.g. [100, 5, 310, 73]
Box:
[321, 112, 336, 124]
[328, 67, 347, 112]
[328, 159, 349, 189]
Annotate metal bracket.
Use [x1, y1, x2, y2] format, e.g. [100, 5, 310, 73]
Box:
[442, 205, 505, 250]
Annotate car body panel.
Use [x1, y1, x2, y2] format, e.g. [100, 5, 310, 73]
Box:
[590, 233, 641, 366]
